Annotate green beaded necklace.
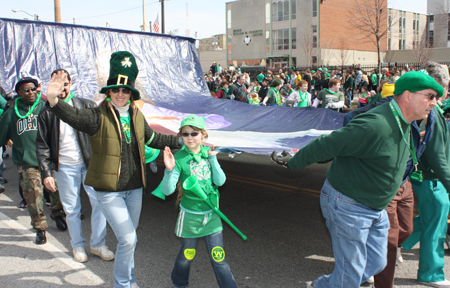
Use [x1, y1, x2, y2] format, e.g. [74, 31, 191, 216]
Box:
[64, 91, 75, 103]
[14, 93, 41, 119]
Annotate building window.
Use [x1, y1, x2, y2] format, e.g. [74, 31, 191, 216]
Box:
[398, 39, 401, 49]
[292, 28, 297, 49]
[272, 28, 296, 50]
[403, 17, 406, 33]
[266, 3, 270, 24]
[227, 10, 231, 29]
[428, 30, 434, 47]
[312, 0, 317, 17]
[266, 30, 270, 50]
[272, 0, 296, 23]
[312, 25, 317, 33]
[291, 0, 296, 20]
[388, 38, 391, 50]
[399, 17, 402, 34]
[428, 15, 434, 23]
[416, 20, 419, 35]
[312, 35, 317, 48]
[448, 16, 450, 40]
[402, 39, 405, 49]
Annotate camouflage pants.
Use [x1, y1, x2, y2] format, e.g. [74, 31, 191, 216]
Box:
[18, 166, 64, 231]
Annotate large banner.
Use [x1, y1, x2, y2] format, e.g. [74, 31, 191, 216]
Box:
[0, 18, 344, 155]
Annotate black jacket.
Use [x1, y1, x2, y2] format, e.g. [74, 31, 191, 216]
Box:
[36, 97, 96, 178]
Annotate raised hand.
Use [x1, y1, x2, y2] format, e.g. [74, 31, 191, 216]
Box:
[208, 145, 218, 156]
[163, 146, 175, 171]
[46, 71, 67, 107]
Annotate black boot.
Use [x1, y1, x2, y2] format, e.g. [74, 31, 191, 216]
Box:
[51, 215, 67, 231]
[35, 230, 47, 244]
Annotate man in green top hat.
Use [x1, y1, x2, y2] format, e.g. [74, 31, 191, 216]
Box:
[271, 71, 443, 288]
[0, 76, 66, 245]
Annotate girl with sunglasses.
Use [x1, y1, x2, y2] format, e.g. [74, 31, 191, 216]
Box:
[46, 51, 182, 288]
[161, 114, 237, 288]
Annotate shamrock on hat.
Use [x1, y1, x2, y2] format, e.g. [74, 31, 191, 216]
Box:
[99, 51, 141, 100]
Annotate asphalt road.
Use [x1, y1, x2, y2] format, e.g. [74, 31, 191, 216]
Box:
[0, 148, 449, 288]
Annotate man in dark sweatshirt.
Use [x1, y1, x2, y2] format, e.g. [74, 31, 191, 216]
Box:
[271, 71, 444, 288]
[0, 77, 66, 245]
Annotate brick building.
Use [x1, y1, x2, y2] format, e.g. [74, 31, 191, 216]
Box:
[224, 0, 427, 69]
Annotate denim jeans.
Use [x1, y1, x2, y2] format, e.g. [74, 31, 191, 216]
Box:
[345, 89, 352, 106]
[171, 230, 237, 288]
[96, 188, 143, 288]
[314, 179, 390, 288]
[54, 163, 107, 248]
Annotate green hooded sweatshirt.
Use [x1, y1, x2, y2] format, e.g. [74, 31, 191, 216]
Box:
[0, 97, 46, 167]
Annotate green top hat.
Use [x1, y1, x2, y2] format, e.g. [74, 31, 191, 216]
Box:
[99, 51, 140, 100]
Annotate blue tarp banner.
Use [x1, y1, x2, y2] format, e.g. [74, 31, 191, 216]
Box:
[0, 18, 344, 155]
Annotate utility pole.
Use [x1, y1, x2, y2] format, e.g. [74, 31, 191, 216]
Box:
[142, 0, 146, 32]
[54, 0, 61, 22]
[161, 0, 165, 34]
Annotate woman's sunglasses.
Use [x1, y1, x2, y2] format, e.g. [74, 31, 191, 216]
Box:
[111, 88, 132, 95]
[181, 132, 200, 138]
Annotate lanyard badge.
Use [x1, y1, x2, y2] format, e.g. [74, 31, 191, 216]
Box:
[389, 102, 423, 183]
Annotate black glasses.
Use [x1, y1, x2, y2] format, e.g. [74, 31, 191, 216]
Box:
[21, 87, 37, 93]
[111, 88, 131, 95]
[181, 132, 200, 138]
[414, 91, 437, 101]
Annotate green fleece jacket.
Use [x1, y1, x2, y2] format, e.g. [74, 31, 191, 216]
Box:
[288, 101, 410, 210]
[0, 98, 46, 167]
[416, 107, 450, 192]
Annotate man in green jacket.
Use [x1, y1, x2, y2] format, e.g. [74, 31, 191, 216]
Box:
[271, 71, 444, 288]
[0, 77, 66, 245]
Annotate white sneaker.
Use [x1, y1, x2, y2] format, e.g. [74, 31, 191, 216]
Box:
[397, 247, 403, 264]
[73, 247, 88, 263]
[305, 281, 314, 288]
[130, 283, 140, 288]
[419, 279, 450, 287]
[366, 276, 374, 284]
[90, 245, 115, 261]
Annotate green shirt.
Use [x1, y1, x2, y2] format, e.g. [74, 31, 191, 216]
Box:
[297, 91, 309, 107]
[317, 89, 345, 108]
[288, 102, 411, 210]
[266, 88, 281, 105]
[368, 92, 383, 104]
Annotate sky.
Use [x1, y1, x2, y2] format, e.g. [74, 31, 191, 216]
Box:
[0, 0, 427, 39]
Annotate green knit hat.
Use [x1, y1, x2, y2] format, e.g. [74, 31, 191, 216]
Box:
[99, 51, 140, 100]
[180, 114, 206, 130]
[318, 68, 323, 72]
[393, 71, 444, 97]
[323, 68, 328, 72]
[311, 70, 315, 73]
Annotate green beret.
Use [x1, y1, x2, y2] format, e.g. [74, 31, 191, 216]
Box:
[180, 114, 206, 130]
[393, 71, 444, 97]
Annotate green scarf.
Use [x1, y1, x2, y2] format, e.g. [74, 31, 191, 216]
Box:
[270, 87, 282, 106]
[184, 145, 210, 163]
[325, 88, 337, 94]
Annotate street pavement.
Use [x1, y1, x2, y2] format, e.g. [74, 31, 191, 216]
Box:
[1, 147, 450, 288]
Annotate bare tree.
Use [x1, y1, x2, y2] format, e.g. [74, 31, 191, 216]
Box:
[334, 38, 351, 69]
[320, 39, 335, 67]
[299, 25, 314, 68]
[410, 33, 434, 63]
[350, 0, 395, 85]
